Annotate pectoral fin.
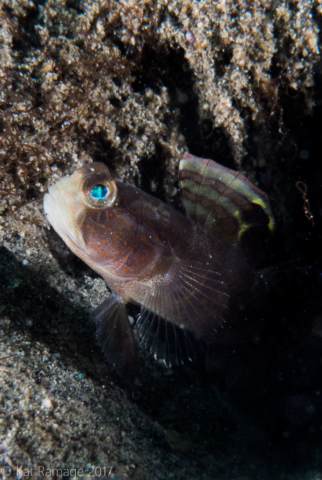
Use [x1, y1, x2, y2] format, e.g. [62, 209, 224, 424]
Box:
[90, 294, 137, 379]
[179, 152, 274, 247]
[138, 260, 230, 367]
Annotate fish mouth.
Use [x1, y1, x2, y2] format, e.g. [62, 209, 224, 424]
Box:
[43, 178, 85, 251]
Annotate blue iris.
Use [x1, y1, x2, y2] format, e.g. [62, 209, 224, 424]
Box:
[90, 184, 108, 200]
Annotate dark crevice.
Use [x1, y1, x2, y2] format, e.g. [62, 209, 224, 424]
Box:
[214, 46, 233, 76]
[130, 45, 187, 94]
[82, 133, 121, 175]
[11, 6, 42, 54]
[137, 144, 167, 200]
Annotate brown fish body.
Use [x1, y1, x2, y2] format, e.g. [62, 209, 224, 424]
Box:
[84, 181, 233, 312]
[44, 154, 274, 376]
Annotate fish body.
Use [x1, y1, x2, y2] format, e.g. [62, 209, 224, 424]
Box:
[44, 153, 274, 377]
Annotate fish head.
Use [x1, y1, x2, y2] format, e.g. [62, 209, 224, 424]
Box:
[43, 163, 119, 271]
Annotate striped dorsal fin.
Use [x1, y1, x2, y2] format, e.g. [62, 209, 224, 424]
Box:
[179, 152, 274, 247]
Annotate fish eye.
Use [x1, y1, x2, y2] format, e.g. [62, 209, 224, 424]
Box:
[90, 184, 109, 200]
[83, 177, 117, 209]
[82, 165, 117, 209]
